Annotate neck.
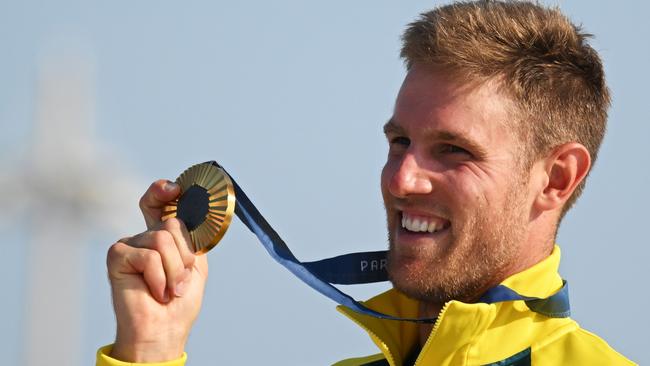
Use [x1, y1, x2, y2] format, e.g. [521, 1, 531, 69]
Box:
[418, 301, 442, 348]
[415, 241, 556, 349]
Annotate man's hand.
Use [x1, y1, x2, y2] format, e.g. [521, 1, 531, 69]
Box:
[107, 180, 208, 362]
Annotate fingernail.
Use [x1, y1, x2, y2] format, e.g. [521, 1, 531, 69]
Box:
[175, 280, 187, 297]
[163, 181, 178, 192]
[175, 269, 192, 297]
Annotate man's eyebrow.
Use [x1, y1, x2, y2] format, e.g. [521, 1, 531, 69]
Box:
[382, 119, 403, 135]
[435, 131, 488, 158]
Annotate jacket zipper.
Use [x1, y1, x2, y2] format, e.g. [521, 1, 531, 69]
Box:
[343, 315, 398, 366]
[413, 301, 451, 366]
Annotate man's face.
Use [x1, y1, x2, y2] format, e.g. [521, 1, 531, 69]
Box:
[382, 65, 532, 303]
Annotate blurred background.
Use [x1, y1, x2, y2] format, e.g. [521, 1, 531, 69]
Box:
[1, 0, 647, 364]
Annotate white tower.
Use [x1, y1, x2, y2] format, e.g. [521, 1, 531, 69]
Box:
[2, 45, 141, 366]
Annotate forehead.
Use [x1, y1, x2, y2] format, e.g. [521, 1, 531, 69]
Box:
[392, 65, 516, 144]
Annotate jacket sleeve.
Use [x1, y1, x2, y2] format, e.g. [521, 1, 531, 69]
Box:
[96, 345, 187, 366]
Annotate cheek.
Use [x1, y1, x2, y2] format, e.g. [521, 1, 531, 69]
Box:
[445, 168, 497, 208]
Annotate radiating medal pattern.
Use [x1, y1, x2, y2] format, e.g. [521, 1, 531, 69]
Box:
[162, 162, 236, 254]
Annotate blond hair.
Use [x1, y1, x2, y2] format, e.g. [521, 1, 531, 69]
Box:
[401, 0, 610, 216]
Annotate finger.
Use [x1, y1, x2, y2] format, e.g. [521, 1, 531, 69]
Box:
[139, 179, 181, 230]
[125, 230, 188, 298]
[160, 218, 196, 269]
[107, 242, 168, 303]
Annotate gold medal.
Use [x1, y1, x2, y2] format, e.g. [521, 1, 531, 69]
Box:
[162, 162, 236, 254]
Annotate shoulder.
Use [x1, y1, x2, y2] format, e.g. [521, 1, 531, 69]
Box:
[532, 323, 636, 365]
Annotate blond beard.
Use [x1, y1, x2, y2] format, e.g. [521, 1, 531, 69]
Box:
[387, 183, 529, 304]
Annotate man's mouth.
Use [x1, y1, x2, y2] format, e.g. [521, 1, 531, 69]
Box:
[401, 212, 451, 233]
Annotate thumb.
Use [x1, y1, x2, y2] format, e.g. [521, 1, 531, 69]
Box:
[139, 180, 181, 229]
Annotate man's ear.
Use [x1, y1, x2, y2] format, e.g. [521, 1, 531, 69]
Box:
[534, 142, 591, 212]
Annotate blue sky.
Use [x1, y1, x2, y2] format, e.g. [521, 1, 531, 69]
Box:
[1, 0, 648, 364]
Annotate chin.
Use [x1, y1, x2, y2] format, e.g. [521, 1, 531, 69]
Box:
[388, 271, 455, 304]
[387, 251, 451, 303]
[386, 237, 496, 304]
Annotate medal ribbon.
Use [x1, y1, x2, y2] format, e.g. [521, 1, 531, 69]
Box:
[211, 161, 570, 321]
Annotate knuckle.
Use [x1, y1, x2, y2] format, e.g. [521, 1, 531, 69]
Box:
[163, 217, 181, 231]
[142, 249, 162, 266]
[107, 242, 126, 264]
[150, 230, 174, 247]
[149, 240, 165, 254]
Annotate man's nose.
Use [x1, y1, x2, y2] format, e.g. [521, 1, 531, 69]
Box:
[387, 153, 433, 198]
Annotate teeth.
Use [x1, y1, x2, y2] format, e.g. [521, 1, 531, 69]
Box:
[419, 221, 428, 232]
[401, 213, 446, 233]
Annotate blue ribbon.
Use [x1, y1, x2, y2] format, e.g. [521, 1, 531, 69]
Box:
[211, 161, 570, 321]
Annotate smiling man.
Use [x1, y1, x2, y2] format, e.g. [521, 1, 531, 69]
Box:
[382, 71, 532, 307]
[97, 1, 634, 365]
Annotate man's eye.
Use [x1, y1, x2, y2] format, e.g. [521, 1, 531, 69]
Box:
[390, 136, 410, 147]
[440, 144, 470, 155]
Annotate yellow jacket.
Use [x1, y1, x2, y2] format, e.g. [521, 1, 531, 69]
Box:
[334, 246, 634, 365]
[97, 247, 634, 365]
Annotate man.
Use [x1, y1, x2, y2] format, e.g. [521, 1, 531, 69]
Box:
[97, 1, 634, 365]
